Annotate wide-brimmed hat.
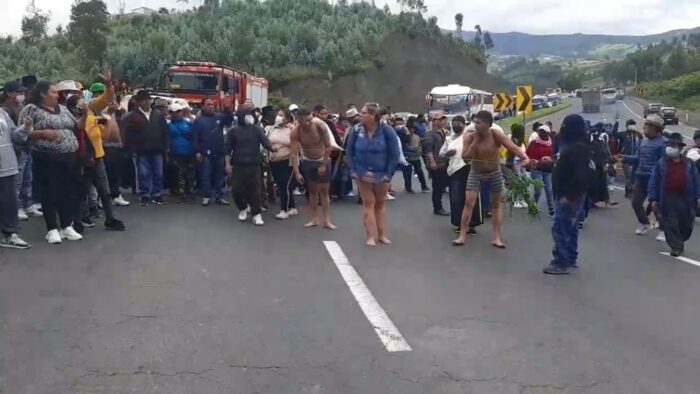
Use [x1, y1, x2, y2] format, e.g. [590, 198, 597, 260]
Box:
[644, 114, 665, 128]
[345, 108, 359, 118]
[666, 132, 686, 147]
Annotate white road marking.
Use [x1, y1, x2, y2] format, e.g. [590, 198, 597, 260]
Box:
[659, 252, 700, 268]
[322, 241, 412, 352]
[621, 101, 645, 121]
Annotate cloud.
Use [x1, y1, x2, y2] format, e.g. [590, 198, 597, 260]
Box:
[1, 0, 699, 37]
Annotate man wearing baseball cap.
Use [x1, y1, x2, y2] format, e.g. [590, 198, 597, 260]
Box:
[615, 114, 667, 236]
[78, 75, 126, 231]
[424, 111, 449, 216]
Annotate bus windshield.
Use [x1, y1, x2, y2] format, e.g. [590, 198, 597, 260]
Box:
[167, 71, 219, 91]
[428, 94, 469, 114]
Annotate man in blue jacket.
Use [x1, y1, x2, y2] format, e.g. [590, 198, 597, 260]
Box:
[615, 114, 667, 235]
[192, 98, 233, 206]
[648, 133, 700, 257]
[168, 103, 196, 202]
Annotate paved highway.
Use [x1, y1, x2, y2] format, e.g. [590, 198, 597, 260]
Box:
[1, 100, 699, 393]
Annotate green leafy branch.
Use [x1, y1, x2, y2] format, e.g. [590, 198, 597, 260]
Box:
[504, 170, 544, 219]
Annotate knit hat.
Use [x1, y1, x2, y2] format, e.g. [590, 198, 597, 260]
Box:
[560, 114, 586, 143]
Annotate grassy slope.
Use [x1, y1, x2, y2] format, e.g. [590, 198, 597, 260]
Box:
[497, 101, 573, 131]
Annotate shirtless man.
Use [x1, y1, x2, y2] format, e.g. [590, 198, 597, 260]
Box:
[291, 108, 336, 229]
[453, 110, 529, 247]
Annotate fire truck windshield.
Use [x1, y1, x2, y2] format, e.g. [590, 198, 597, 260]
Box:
[168, 71, 218, 91]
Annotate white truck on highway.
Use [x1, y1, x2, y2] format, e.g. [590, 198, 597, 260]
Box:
[581, 89, 601, 113]
[601, 88, 617, 105]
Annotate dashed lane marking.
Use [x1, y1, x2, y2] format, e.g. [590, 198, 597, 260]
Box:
[659, 252, 700, 268]
[322, 241, 412, 352]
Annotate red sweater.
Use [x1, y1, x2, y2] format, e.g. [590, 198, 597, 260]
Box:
[526, 141, 553, 161]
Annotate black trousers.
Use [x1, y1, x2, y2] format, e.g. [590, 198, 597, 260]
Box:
[104, 147, 128, 198]
[33, 152, 80, 231]
[449, 166, 483, 228]
[661, 194, 695, 252]
[0, 176, 18, 236]
[430, 167, 449, 212]
[231, 164, 262, 215]
[269, 160, 295, 212]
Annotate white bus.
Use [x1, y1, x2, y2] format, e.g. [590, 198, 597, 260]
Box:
[426, 84, 493, 122]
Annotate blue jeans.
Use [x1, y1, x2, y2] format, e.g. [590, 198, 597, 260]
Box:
[551, 196, 585, 268]
[200, 155, 225, 199]
[137, 153, 164, 198]
[15, 150, 33, 209]
[530, 170, 554, 213]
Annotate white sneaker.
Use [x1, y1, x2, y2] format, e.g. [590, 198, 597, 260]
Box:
[385, 194, 396, 201]
[513, 201, 528, 209]
[17, 208, 28, 221]
[238, 208, 250, 222]
[201, 197, 211, 206]
[31, 203, 42, 211]
[252, 214, 264, 226]
[25, 205, 43, 216]
[635, 224, 653, 235]
[46, 229, 62, 244]
[59, 226, 83, 241]
[346, 191, 356, 198]
[293, 188, 303, 196]
[652, 221, 660, 229]
[656, 232, 666, 242]
[287, 208, 299, 216]
[275, 211, 289, 220]
[112, 195, 131, 206]
[0, 233, 31, 249]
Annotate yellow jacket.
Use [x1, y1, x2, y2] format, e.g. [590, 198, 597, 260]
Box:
[86, 93, 111, 159]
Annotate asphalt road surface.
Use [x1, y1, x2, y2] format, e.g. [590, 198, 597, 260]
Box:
[2, 100, 700, 393]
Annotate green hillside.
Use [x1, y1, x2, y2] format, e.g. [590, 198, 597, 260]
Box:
[0, 0, 485, 89]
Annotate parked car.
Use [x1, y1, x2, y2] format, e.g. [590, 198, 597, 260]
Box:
[661, 107, 679, 125]
[532, 95, 548, 110]
[643, 103, 663, 117]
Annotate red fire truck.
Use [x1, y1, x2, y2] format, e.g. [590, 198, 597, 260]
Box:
[163, 61, 268, 109]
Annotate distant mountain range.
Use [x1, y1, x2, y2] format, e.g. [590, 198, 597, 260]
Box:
[457, 27, 700, 58]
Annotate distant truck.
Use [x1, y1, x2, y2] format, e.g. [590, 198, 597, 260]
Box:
[601, 88, 617, 105]
[581, 89, 601, 113]
[163, 61, 268, 110]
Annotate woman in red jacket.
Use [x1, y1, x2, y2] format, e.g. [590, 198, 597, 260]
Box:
[526, 125, 555, 216]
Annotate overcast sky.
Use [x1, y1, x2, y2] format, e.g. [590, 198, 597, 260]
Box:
[2, 0, 700, 37]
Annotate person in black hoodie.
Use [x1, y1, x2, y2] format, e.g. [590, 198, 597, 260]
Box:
[123, 90, 170, 206]
[544, 114, 594, 275]
[225, 104, 276, 226]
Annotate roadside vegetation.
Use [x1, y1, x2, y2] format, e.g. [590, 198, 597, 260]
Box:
[0, 0, 486, 88]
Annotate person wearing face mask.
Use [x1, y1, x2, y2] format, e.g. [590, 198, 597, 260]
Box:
[266, 109, 298, 220]
[225, 104, 277, 225]
[647, 133, 700, 257]
[441, 116, 481, 235]
[614, 114, 667, 236]
[2, 81, 42, 221]
[0, 106, 33, 249]
[614, 119, 643, 198]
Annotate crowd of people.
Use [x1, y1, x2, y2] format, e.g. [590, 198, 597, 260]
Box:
[1, 74, 699, 276]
